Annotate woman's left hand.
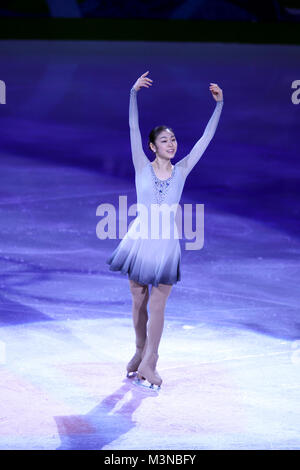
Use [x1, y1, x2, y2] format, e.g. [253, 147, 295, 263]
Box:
[209, 83, 223, 102]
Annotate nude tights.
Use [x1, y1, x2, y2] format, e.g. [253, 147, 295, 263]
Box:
[129, 280, 172, 359]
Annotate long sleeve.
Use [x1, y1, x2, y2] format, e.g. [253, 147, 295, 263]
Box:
[129, 86, 150, 173]
[176, 100, 224, 179]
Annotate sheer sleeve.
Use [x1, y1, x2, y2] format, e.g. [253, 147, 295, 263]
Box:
[129, 86, 150, 173]
[176, 100, 224, 179]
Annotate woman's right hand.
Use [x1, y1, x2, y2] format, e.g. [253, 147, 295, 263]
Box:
[132, 71, 153, 91]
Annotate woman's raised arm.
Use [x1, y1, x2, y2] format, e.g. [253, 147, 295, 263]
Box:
[129, 71, 153, 173]
[176, 83, 224, 180]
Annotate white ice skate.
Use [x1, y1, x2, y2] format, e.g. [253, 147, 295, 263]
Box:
[134, 352, 162, 391]
[126, 341, 148, 379]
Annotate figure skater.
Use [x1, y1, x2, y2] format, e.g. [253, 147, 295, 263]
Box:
[107, 71, 223, 389]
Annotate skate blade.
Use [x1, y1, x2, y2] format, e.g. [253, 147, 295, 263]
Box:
[133, 378, 161, 392]
[126, 372, 146, 379]
[126, 371, 138, 378]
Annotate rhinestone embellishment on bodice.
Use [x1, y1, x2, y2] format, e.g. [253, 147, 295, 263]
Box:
[149, 162, 175, 205]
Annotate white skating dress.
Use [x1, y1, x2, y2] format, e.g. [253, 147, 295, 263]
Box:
[106, 87, 223, 286]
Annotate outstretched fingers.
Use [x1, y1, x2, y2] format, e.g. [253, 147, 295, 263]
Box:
[141, 71, 153, 88]
[133, 71, 153, 91]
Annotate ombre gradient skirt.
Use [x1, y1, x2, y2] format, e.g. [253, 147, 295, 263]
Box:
[106, 215, 181, 287]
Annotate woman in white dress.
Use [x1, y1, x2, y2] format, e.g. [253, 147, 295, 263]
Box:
[107, 71, 223, 389]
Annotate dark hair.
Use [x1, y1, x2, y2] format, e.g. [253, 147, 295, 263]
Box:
[148, 125, 175, 153]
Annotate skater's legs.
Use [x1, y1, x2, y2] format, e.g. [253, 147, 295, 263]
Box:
[137, 283, 172, 386]
[146, 283, 172, 355]
[129, 279, 149, 348]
